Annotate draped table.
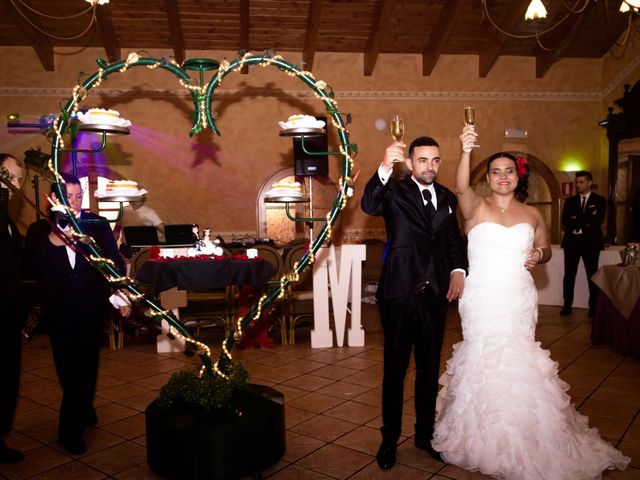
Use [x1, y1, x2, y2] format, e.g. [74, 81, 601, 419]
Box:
[591, 265, 640, 357]
[137, 257, 276, 351]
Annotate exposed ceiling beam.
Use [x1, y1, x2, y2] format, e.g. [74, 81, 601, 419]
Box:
[95, 5, 120, 63]
[6, 0, 54, 71]
[534, 0, 596, 78]
[303, 0, 324, 71]
[422, 0, 465, 76]
[164, 0, 185, 64]
[478, 0, 530, 77]
[363, 0, 396, 76]
[240, 0, 249, 74]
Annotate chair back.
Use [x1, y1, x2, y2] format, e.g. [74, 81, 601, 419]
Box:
[131, 247, 152, 280]
[255, 245, 283, 281]
[283, 244, 313, 289]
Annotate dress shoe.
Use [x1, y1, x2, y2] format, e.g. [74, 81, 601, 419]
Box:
[376, 441, 396, 470]
[560, 306, 572, 316]
[58, 437, 87, 455]
[415, 437, 444, 462]
[0, 439, 24, 464]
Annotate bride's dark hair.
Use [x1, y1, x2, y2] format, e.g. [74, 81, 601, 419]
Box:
[486, 152, 529, 202]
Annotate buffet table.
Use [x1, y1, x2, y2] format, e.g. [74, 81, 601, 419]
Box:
[137, 257, 276, 351]
[591, 265, 640, 357]
[531, 245, 623, 308]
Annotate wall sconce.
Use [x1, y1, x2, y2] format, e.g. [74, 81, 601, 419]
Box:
[6, 113, 19, 121]
[504, 128, 528, 140]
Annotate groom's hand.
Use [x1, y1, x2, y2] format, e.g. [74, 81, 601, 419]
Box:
[447, 271, 465, 302]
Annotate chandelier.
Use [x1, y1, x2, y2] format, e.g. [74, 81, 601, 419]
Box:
[8, 0, 110, 41]
[481, 0, 638, 51]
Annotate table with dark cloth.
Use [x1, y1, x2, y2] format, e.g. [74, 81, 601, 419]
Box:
[137, 258, 276, 295]
[591, 265, 640, 357]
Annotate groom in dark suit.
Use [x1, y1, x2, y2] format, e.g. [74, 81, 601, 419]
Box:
[561, 170, 606, 316]
[361, 137, 466, 470]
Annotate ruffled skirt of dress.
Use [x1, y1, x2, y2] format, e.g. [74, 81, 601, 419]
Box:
[432, 333, 631, 480]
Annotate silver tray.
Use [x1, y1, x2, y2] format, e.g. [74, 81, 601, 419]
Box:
[279, 127, 325, 137]
[78, 123, 130, 135]
[264, 194, 310, 203]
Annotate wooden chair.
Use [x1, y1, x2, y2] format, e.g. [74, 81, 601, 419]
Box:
[282, 243, 326, 345]
[251, 245, 288, 344]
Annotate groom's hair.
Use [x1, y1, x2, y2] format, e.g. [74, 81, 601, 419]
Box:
[486, 152, 530, 202]
[409, 136, 439, 158]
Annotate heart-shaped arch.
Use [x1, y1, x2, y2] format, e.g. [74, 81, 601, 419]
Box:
[46, 51, 357, 377]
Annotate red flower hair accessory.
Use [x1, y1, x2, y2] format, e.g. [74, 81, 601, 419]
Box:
[516, 156, 527, 179]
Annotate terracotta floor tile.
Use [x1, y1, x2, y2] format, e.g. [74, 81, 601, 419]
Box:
[28, 459, 108, 479]
[289, 415, 359, 443]
[309, 365, 358, 381]
[281, 431, 325, 463]
[324, 401, 380, 425]
[333, 425, 381, 455]
[315, 381, 372, 400]
[287, 391, 345, 414]
[97, 383, 151, 402]
[117, 390, 160, 412]
[284, 405, 318, 429]
[282, 374, 337, 392]
[95, 402, 139, 426]
[101, 412, 146, 439]
[296, 443, 373, 479]
[0, 445, 69, 479]
[266, 463, 334, 479]
[347, 461, 434, 479]
[81, 441, 147, 476]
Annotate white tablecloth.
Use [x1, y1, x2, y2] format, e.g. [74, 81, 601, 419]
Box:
[532, 246, 624, 308]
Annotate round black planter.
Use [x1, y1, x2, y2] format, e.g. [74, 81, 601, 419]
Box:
[145, 384, 286, 479]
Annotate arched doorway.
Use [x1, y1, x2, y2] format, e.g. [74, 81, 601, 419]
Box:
[470, 153, 561, 243]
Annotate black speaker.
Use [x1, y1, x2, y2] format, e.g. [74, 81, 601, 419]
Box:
[293, 117, 328, 177]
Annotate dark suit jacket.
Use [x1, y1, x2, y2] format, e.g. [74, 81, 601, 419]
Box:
[0, 209, 23, 305]
[561, 191, 606, 250]
[361, 173, 467, 300]
[24, 212, 124, 324]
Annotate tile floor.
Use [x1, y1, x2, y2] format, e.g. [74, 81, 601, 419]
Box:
[1, 304, 638, 480]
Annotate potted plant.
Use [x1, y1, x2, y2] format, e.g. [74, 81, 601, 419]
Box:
[145, 364, 285, 480]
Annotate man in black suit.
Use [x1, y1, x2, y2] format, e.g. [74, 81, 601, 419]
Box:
[361, 137, 466, 470]
[24, 173, 130, 455]
[0, 154, 25, 464]
[561, 170, 606, 316]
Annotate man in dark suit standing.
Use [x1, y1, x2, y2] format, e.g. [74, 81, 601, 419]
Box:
[24, 173, 130, 455]
[561, 170, 606, 317]
[361, 137, 466, 470]
[0, 153, 25, 463]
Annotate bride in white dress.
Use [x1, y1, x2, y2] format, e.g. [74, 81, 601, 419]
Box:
[431, 126, 630, 479]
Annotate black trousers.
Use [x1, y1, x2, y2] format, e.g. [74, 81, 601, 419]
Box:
[563, 239, 601, 311]
[378, 291, 447, 443]
[0, 302, 22, 437]
[48, 318, 101, 442]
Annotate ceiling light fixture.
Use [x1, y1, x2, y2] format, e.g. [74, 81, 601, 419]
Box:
[620, 0, 640, 12]
[525, 0, 548, 20]
[9, 0, 109, 41]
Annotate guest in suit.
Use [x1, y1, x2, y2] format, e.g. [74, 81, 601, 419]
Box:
[24, 173, 130, 455]
[361, 137, 467, 470]
[561, 170, 606, 316]
[0, 154, 25, 464]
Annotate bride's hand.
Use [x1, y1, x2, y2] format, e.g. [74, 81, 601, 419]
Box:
[524, 248, 543, 270]
[460, 125, 477, 153]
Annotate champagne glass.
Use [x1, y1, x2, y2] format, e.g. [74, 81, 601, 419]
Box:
[390, 115, 404, 142]
[390, 115, 405, 162]
[463, 105, 480, 149]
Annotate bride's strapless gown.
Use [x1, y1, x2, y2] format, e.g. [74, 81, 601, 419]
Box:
[432, 222, 630, 480]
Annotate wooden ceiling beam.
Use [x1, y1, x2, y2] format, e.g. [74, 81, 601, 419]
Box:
[478, 0, 530, 77]
[164, 0, 185, 64]
[303, 0, 324, 71]
[6, 0, 54, 71]
[422, 0, 465, 76]
[95, 5, 120, 63]
[240, 0, 249, 74]
[363, 0, 396, 76]
[534, 0, 596, 78]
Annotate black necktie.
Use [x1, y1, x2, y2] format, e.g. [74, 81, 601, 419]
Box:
[422, 189, 436, 220]
[580, 196, 586, 212]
